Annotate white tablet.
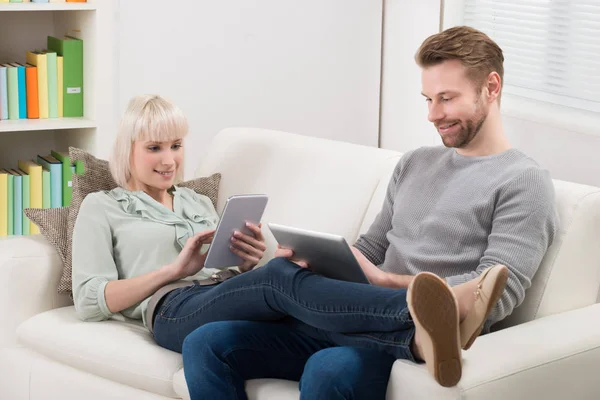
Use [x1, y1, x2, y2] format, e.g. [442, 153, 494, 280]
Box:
[268, 223, 370, 285]
[204, 194, 269, 269]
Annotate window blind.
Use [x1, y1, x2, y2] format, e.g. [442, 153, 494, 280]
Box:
[463, 0, 600, 113]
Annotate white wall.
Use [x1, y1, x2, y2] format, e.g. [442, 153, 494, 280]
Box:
[117, 0, 383, 178]
[379, 0, 441, 153]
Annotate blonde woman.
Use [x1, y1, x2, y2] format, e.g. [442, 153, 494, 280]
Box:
[72, 94, 516, 398]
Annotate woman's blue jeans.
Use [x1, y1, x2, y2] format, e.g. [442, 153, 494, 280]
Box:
[152, 258, 417, 399]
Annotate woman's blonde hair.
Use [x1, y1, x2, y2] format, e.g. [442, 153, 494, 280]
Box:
[110, 94, 189, 188]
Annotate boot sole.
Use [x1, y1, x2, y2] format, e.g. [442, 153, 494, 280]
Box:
[408, 273, 462, 387]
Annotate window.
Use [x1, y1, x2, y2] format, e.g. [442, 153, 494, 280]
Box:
[446, 0, 600, 114]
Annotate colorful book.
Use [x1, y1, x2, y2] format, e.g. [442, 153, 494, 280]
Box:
[0, 170, 7, 236]
[4, 64, 19, 120]
[7, 172, 14, 235]
[57, 56, 63, 117]
[10, 170, 23, 236]
[47, 36, 83, 117]
[26, 51, 49, 119]
[43, 50, 58, 118]
[20, 171, 30, 235]
[41, 168, 50, 209]
[37, 154, 63, 208]
[0, 64, 7, 120]
[25, 64, 39, 119]
[50, 150, 73, 206]
[18, 160, 42, 234]
[10, 63, 27, 119]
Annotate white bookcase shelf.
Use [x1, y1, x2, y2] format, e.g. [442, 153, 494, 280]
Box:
[0, 118, 96, 133]
[0, 3, 96, 12]
[0, 0, 116, 167]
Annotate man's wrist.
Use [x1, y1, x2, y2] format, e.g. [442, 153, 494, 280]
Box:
[378, 272, 413, 289]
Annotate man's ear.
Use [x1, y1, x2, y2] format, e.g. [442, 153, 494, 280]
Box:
[486, 71, 502, 103]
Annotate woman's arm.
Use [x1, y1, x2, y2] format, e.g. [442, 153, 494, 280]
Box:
[73, 194, 216, 319]
[104, 265, 175, 313]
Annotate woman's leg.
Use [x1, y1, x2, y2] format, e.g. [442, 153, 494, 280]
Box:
[154, 258, 415, 352]
[182, 320, 333, 400]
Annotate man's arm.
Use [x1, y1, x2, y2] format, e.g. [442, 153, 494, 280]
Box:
[445, 168, 558, 324]
[353, 154, 413, 266]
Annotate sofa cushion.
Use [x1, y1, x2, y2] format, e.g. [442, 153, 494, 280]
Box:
[173, 369, 300, 400]
[25, 147, 221, 296]
[16, 306, 183, 398]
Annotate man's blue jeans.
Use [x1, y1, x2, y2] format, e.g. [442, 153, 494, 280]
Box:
[152, 258, 417, 398]
[182, 320, 397, 400]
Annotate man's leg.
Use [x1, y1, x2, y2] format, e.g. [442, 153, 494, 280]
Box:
[155, 258, 415, 352]
[182, 320, 333, 400]
[300, 346, 396, 400]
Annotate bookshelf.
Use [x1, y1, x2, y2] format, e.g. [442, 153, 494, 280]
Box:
[0, 0, 117, 170]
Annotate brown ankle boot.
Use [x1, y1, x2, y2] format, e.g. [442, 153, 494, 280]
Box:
[460, 264, 509, 350]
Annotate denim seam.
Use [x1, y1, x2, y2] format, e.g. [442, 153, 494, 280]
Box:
[158, 282, 408, 323]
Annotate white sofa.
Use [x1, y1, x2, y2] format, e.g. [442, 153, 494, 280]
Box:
[2, 127, 600, 400]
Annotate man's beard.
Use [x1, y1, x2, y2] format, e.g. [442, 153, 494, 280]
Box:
[439, 101, 488, 149]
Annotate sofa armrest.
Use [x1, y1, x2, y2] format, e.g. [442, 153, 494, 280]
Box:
[0, 236, 72, 348]
[387, 303, 600, 400]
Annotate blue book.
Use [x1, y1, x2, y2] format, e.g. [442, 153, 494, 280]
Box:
[31, 0, 50, 3]
[7, 173, 14, 235]
[37, 154, 63, 208]
[0, 65, 7, 120]
[10, 63, 27, 119]
[10, 170, 23, 236]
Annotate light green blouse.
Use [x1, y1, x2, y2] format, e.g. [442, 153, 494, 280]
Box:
[71, 186, 219, 327]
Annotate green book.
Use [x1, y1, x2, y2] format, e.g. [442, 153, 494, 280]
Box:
[50, 150, 73, 206]
[5, 64, 19, 120]
[47, 36, 83, 117]
[43, 51, 58, 119]
[21, 171, 30, 235]
[41, 168, 51, 209]
[7, 173, 13, 235]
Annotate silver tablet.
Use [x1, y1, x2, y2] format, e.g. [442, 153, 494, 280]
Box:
[268, 223, 370, 285]
[204, 194, 269, 269]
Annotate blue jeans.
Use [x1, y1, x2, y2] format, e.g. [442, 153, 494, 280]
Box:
[152, 258, 417, 398]
[182, 320, 397, 400]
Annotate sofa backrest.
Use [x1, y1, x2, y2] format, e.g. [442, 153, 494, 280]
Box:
[195, 128, 400, 261]
[198, 128, 600, 327]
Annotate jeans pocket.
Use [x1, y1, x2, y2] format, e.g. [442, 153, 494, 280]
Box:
[159, 284, 196, 318]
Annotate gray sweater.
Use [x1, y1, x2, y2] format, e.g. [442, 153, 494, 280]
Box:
[353, 146, 558, 328]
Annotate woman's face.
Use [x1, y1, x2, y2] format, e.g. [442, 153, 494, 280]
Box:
[129, 138, 184, 192]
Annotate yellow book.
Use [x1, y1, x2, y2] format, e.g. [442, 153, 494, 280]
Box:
[0, 170, 7, 236]
[18, 160, 42, 234]
[26, 51, 49, 119]
[57, 56, 64, 117]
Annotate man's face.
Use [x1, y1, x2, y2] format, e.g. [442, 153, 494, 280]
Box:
[421, 60, 489, 149]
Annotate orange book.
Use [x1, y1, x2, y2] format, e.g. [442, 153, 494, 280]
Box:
[25, 64, 39, 119]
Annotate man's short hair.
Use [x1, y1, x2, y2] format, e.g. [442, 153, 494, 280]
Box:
[415, 26, 504, 95]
